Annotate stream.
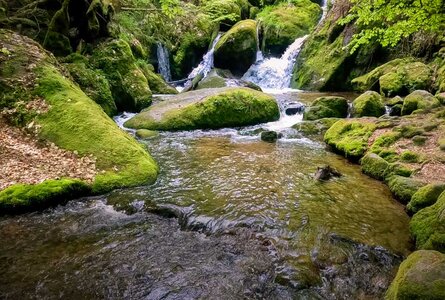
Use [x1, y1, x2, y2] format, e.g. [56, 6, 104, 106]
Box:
[0, 90, 412, 299]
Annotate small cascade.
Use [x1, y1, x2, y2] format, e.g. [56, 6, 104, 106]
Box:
[241, 36, 308, 90]
[188, 33, 223, 79]
[255, 22, 264, 62]
[157, 43, 172, 82]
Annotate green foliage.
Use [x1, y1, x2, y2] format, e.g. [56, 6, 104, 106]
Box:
[0, 179, 91, 214]
[340, 0, 445, 53]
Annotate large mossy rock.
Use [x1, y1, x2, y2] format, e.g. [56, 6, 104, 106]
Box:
[303, 96, 348, 120]
[91, 39, 152, 112]
[352, 59, 432, 97]
[401, 90, 441, 115]
[62, 54, 117, 117]
[201, 0, 250, 29]
[407, 184, 445, 214]
[386, 250, 445, 300]
[0, 30, 158, 200]
[124, 87, 279, 131]
[410, 191, 445, 252]
[257, 0, 321, 56]
[352, 91, 385, 117]
[324, 119, 376, 160]
[214, 20, 258, 76]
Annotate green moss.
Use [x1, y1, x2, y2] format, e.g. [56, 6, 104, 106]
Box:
[439, 138, 445, 151]
[125, 87, 280, 131]
[352, 91, 386, 117]
[379, 72, 404, 97]
[412, 135, 428, 146]
[407, 184, 445, 214]
[0, 179, 91, 214]
[388, 163, 414, 177]
[387, 175, 424, 204]
[64, 59, 117, 116]
[214, 19, 258, 75]
[303, 96, 348, 120]
[410, 191, 445, 252]
[370, 133, 402, 156]
[400, 150, 421, 163]
[257, 0, 321, 55]
[324, 119, 376, 160]
[35, 65, 158, 193]
[136, 60, 178, 95]
[201, 0, 247, 25]
[386, 250, 445, 300]
[360, 153, 390, 180]
[395, 125, 425, 139]
[402, 90, 440, 116]
[293, 118, 340, 136]
[135, 129, 159, 139]
[91, 39, 152, 111]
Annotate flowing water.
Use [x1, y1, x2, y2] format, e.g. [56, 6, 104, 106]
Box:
[156, 43, 172, 82]
[0, 91, 411, 299]
[188, 33, 223, 80]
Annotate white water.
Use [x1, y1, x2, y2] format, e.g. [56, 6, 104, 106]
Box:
[188, 33, 223, 79]
[113, 112, 136, 133]
[242, 0, 328, 90]
[242, 36, 308, 89]
[157, 43, 172, 82]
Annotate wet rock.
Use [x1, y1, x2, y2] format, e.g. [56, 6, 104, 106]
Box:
[352, 91, 385, 118]
[314, 165, 342, 181]
[214, 20, 258, 75]
[260, 130, 281, 143]
[386, 250, 445, 300]
[285, 102, 305, 115]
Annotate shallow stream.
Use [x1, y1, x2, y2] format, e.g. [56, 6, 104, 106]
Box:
[0, 91, 412, 299]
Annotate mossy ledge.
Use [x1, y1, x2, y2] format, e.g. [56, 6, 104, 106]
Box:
[0, 30, 158, 212]
[0, 179, 91, 215]
[125, 87, 280, 131]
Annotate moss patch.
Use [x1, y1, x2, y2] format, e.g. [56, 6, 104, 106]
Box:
[352, 91, 385, 118]
[387, 175, 424, 204]
[360, 153, 390, 181]
[303, 96, 348, 120]
[0, 179, 91, 214]
[324, 119, 376, 160]
[407, 184, 445, 214]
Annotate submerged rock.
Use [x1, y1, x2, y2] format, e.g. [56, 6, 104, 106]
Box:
[352, 91, 386, 118]
[314, 165, 342, 181]
[401, 90, 441, 115]
[303, 96, 349, 120]
[260, 130, 281, 143]
[124, 87, 280, 131]
[214, 20, 258, 75]
[386, 250, 445, 300]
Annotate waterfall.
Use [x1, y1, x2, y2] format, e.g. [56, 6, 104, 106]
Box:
[157, 43, 172, 82]
[241, 36, 307, 90]
[241, 0, 328, 90]
[188, 33, 223, 79]
[255, 22, 264, 62]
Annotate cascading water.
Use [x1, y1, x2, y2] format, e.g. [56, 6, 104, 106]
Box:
[242, 0, 328, 90]
[157, 42, 172, 82]
[242, 36, 308, 90]
[188, 33, 223, 79]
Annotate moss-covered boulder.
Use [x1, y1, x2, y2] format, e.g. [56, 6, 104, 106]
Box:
[214, 20, 258, 75]
[401, 90, 441, 115]
[352, 91, 386, 117]
[91, 39, 152, 112]
[293, 118, 340, 137]
[324, 119, 376, 160]
[410, 191, 445, 251]
[360, 153, 390, 181]
[124, 87, 279, 131]
[201, 0, 250, 28]
[196, 69, 261, 90]
[63, 54, 117, 116]
[407, 184, 445, 214]
[257, 0, 321, 56]
[352, 59, 432, 97]
[388, 175, 425, 204]
[136, 60, 178, 95]
[0, 179, 91, 214]
[386, 250, 445, 300]
[135, 129, 159, 139]
[303, 96, 348, 120]
[0, 30, 158, 206]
